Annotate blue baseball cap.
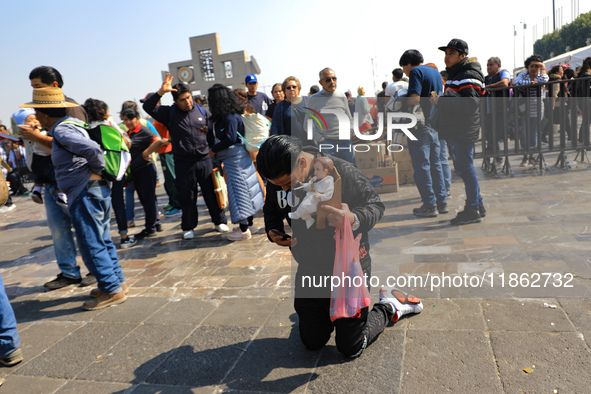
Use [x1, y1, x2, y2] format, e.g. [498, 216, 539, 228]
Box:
[245, 74, 258, 84]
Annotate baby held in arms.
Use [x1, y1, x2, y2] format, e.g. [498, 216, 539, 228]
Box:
[288, 157, 334, 228]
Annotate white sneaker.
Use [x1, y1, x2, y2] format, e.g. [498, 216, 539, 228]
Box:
[0, 204, 16, 213]
[379, 287, 423, 322]
[183, 230, 194, 240]
[214, 223, 230, 233]
[226, 228, 251, 241]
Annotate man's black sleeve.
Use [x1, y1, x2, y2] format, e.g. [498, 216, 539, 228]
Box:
[339, 160, 385, 234]
[142, 93, 170, 125]
[263, 182, 288, 242]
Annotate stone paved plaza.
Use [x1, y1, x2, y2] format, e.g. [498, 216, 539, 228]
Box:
[1, 152, 591, 393]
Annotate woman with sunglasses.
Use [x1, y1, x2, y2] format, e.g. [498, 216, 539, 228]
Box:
[270, 76, 310, 144]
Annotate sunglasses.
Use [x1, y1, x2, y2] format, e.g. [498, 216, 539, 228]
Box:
[285, 86, 298, 90]
[324, 77, 337, 83]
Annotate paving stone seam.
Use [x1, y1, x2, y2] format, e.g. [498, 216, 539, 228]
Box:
[4, 320, 93, 379]
[68, 300, 176, 382]
[479, 300, 505, 393]
[398, 322, 410, 394]
[124, 298, 227, 386]
[556, 298, 591, 354]
[300, 341, 328, 393]
[216, 298, 290, 387]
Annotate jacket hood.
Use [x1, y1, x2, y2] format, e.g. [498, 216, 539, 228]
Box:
[447, 57, 484, 81]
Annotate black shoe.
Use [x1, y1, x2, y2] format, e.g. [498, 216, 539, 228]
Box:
[413, 205, 438, 217]
[135, 229, 157, 240]
[478, 203, 487, 218]
[80, 273, 97, 287]
[44, 273, 82, 290]
[450, 209, 481, 226]
[437, 203, 449, 214]
[121, 237, 138, 249]
[31, 190, 43, 204]
[156, 224, 163, 232]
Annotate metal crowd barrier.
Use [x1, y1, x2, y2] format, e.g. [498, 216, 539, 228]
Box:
[479, 76, 591, 176]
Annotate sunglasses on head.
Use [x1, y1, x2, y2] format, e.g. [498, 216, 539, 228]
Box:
[324, 76, 337, 83]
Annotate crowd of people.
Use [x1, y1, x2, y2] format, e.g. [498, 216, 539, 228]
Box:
[1, 37, 591, 365]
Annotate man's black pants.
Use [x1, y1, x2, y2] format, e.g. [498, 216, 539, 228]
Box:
[175, 157, 227, 232]
[294, 297, 393, 357]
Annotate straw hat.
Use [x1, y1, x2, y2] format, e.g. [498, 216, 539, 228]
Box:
[20, 87, 79, 108]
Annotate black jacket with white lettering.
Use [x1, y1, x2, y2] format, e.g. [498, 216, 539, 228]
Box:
[263, 151, 385, 294]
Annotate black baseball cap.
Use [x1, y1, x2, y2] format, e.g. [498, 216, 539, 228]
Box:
[438, 39, 469, 55]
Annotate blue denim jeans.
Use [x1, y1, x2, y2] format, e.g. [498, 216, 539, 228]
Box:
[69, 182, 125, 294]
[407, 126, 447, 207]
[447, 140, 483, 210]
[520, 116, 539, 151]
[319, 139, 356, 164]
[0, 274, 19, 357]
[44, 183, 80, 280]
[439, 139, 452, 194]
[125, 182, 135, 222]
[111, 179, 127, 236]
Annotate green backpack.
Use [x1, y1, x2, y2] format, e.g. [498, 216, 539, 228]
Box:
[60, 120, 131, 182]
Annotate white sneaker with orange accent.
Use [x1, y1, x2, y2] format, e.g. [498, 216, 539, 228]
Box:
[379, 287, 423, 322]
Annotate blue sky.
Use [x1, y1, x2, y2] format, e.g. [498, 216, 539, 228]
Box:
[1, 0, 589, 127]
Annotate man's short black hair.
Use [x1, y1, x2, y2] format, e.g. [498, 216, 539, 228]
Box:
[257, 135, 302, 180]
[524, 54, 544, 68]
[381, 81, 388, 89]
[399, 50, 423, 67]
[29, 66, 64, 87]
[35, 107, 67, 119]
[172, 83, 190, 101]
[392, 68, 404, 80]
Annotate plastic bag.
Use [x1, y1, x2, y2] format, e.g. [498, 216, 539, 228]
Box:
[329, 216, 371, 321]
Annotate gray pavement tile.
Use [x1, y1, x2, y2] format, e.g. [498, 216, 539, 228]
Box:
[406, 299, 485, 330]
[8, 321, 85, 375]
[202, 298, 280, 327]
[130, 383, 219, 393]
[490, 331, 591, 393]
[145, 298, 220, 325]
[557, 298, 591, 331]
[11, 296, 91, 323]
[307, 328, 405, 393]
[265, 298, 298, 327]
[145, 326, 259, 387]
[77, 323, 195, 383]
[93, 297, 170, 323]
[56, 380, 132, 393]
[482, 299, 573, 332]
[401, 330, 502, 393]
[222, 326, 318, 393]
[14, 321, 137, 379]
[0, 375, 66, 393]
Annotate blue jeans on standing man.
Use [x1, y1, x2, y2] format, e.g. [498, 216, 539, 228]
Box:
[447, 140, 483, 211]
[69, 182, 125, 295]
[407, 126, 447, 208]
[0, 274, 20, 358]
[44, 183, 80, 280]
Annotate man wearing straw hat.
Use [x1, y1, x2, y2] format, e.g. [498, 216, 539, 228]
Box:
[20, 87, 127, 310]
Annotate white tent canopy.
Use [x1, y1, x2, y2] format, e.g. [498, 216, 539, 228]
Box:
[543, 44, 591, 69]
[513, 44, 591, 77]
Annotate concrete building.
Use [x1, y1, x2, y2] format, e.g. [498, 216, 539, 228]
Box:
[165, 33, 261, 96]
